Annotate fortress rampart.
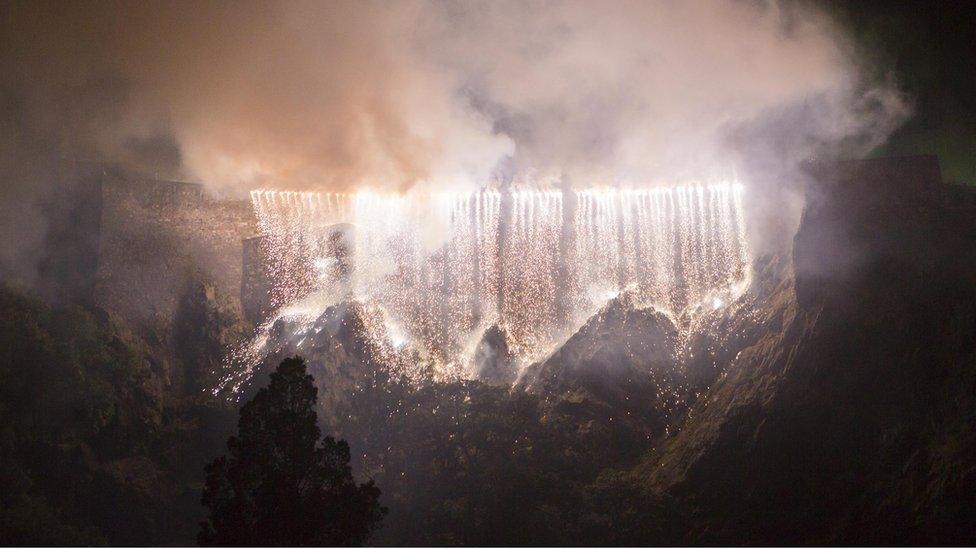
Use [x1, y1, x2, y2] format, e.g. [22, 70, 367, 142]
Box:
[796, 154, 976, 309]
[94, 172, 257, 329]
[50, 162, 259, 391]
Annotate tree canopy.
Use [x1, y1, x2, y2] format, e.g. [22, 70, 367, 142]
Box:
[199, 357, 385, 546]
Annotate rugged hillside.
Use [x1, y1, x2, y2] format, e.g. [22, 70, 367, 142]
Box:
[219, 156, 976, 544]
[0, 288, 237, 545]
[236, 300, 414, 425]
[518, 295, 682, 437]
[236, 299, 660, 545]
[639, 159, 976, 544]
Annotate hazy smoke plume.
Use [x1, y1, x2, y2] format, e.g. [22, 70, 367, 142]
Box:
[1, 0, 908, 191]
[0, 0, 909, 285]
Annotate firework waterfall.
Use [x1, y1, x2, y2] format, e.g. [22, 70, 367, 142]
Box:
[245, 184, 748, 380]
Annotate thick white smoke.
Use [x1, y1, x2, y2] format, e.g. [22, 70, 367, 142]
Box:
[0, 0, 911, 286]
[1, 0, 908, 194]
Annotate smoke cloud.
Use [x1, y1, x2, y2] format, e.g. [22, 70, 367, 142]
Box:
[1, 0, 908, 192]
[0, 0, 910, 285]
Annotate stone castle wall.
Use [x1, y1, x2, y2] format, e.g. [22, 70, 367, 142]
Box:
[803, 154, 945, 206]
[95, 175, 257, 326]
[91, 171, 258, 390]
[795, 154, 976, 308]
[72, 155, 976, 389]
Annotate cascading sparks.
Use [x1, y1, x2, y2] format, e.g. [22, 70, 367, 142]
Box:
[247, 184, 749, 377]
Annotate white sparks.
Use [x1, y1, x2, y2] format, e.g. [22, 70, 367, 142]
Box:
[224, 183, 751, 393]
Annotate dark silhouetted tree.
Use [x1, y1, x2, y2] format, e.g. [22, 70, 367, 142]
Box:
[199, 357, 385, 546]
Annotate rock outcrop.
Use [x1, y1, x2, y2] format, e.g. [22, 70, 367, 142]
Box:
[520, 294, 683, 437]
[636, 156, 976, 544]
[473, 324, 518, 386]
[239, 299, 409, 425]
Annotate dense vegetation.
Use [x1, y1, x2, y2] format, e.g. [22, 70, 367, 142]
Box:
[200, 357, 385, 546]
[0, 284, 660, 545]
[0, 286, 235, 544]
[330, 367, 664, 545]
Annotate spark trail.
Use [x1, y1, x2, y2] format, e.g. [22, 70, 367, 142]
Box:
[239, 183, 749, 385]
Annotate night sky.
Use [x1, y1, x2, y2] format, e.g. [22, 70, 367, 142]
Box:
[827, 0, 976, 184]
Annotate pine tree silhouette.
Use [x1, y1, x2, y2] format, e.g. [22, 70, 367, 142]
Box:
[199, 357, 385, 546]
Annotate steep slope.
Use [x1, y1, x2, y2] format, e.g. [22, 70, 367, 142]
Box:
[519, 295, 682, 437]
[641, 158, 976, 544]
[0, 287, 237, 545]
[237, 299, 410, 425]
[515, 253, 790, 448]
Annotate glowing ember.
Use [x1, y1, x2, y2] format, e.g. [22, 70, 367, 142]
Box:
[229, 183, 749, 389]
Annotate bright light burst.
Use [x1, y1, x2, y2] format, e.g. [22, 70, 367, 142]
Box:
[227, 183, 749, 391]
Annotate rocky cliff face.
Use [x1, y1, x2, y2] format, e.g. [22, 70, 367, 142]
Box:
[634, 157, 976, 544]
[91, 170, 256, 398]
[220, 156, 976, 544]
[238, 300, 411, 426]
[519, 295, 683, 437]
[174, 276, 250, 394]
[473, 324, 519, 385]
